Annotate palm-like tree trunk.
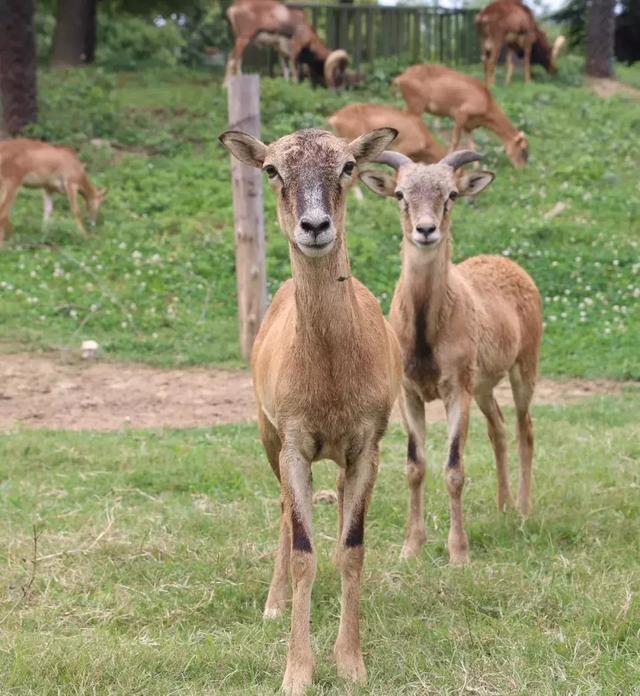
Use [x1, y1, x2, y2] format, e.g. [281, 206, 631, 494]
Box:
[585, 0, 616, 77]
[0, 0, 38, 135]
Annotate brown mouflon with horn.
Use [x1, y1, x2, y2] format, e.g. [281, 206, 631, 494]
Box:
[360, 149, 542, 563]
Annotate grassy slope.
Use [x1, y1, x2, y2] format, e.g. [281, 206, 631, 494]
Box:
[1, 390, 639, 694]
[0, 59, 638, 376]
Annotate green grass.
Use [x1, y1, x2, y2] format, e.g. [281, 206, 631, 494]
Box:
[0, 59, 639, 376]
[1, 389, 639, 694]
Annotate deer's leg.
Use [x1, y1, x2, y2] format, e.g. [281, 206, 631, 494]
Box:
[400, 387, 427, 559]
[0, 182, 19, 244]
[224, 36, 249, 86]
[450, 111, 469, 151]
[523, 41, 532, 83]
[280, 443, 315, 695]
[334, 442, 378, 685]
[509, 364, 535, 518]
[482, 45, 493, 87]
[483, 41, 499, 87]
[442, 383, 472, 565]
[42, 190, 54, 226]
[464, 130, 477, 152]
[66, 183, 88, 237]
[280, 52, 291, 81]
[505, 48, 515, 86]
[259, 411, 289, 619]
[475, 387, 513, 513]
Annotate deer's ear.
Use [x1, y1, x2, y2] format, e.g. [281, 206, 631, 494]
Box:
[359, 170, 397, 197]
[349, 128, 398, 164]
[219, 130, 267, 168]
[458, 170, 495, 197]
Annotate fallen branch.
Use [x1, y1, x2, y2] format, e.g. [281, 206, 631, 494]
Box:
[37, 503, 116, 562]
[0, 525, 42, 626]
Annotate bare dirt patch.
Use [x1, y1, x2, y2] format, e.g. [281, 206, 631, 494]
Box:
[587, 77, 640, 99]
[0, 352, 629, 432]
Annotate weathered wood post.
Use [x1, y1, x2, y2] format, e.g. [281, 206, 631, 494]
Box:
[227, 74, 267, 360]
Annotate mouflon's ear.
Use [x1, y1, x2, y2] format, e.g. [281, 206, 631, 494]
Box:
[359, 169, 397, 198]
[458, 170, 495, 197]
[218, 130, 267, 168]
[349, 128, 398, 164]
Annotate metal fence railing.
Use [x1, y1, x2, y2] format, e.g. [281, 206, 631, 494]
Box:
[241, 4, 481, 75]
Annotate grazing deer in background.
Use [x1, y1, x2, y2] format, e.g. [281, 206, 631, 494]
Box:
[328, 103, 447, 165]
[360, 150, 542, 563]
[0, 138, 106, 245]
[225, 0, 351, 88]
[475, 0, 566, 86]
[219, 127, 402, 694]
[393, 64, 530, 168]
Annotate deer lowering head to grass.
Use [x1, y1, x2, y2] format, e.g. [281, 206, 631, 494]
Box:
[360, 150, 542, 564]
[219, 127, 402, 695]
[0, 139, 107, 245]
[393, 64, 530, 168]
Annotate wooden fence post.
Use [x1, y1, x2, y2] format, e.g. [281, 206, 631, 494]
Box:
[227, 74, 267, 360]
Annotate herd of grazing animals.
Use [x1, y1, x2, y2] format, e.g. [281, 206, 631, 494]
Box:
[2, 1, 565, 692]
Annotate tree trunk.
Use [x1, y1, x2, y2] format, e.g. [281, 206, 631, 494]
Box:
[84, 0, 97, 64]
[0, 0, 38, 135]
[585, 0, 616, 77]
[51, 0, 97, 66]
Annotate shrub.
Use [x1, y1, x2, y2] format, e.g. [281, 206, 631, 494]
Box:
[96, 13, 186, 71]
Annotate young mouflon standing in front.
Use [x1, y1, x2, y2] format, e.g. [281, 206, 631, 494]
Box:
[0, 139, 107, 245]
[361, 150, 542, 564]
[219, 127, 402, 694]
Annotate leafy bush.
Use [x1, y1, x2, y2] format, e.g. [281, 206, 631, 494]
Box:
[96, 14, 186, 71]
[25, 69, 119, 145]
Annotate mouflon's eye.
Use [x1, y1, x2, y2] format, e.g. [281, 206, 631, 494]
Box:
[342, 161, 355, 176]
[395, 190, 404, 201]
[263, 165, 278, 179]
[449, 191, 458, 201]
